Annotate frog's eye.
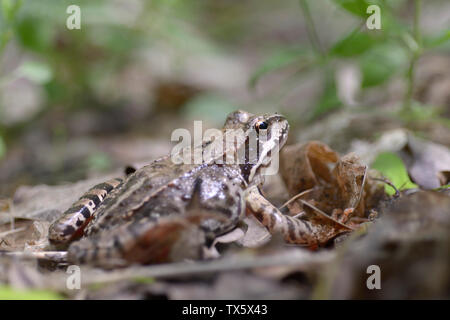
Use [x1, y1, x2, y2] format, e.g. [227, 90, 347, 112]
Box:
[255, 121, 268, 132]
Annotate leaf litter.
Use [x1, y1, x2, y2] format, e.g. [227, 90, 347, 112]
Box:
[0, 137, 449, 299]
[280, 141, 386, 246]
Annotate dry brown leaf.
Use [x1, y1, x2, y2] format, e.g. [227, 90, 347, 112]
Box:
[0, 218, 50, 251]
[287, 200, 353, 246]
[399, 134, 450, 189]
[280, 141, 339, 196]
[280, 141, 386, 246]
[332, 152, 367, 217]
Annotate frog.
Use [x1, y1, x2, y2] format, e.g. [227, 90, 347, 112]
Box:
[48, 110, 318, 267]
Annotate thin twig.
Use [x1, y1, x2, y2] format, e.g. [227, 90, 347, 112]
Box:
[353, 165, 368, 209]
[371, 177, 400, 198]
[300, 200, 353, 230]
[1, 250, 68, 263]
[279, 188, 314, 209]
[78, 250, 336, 286]
[0, 227, 26, 238]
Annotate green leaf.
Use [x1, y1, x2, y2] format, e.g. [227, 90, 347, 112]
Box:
[434, 184, 450, 191]
[371, 152, 418, 195]
[16, 60, 53, 84]
[133, 277, 155, 284]
[330, 29, 380, 57]
[423, 30, 450, 49]
[332, 0, 371, 17]
[360, 43, 407, 87]
[249, 47, 309, 88]
[16, 17, 52, 52]
[0, 285, 62, 300]
[1, 0, 22, 23]
[45, 79, 68, 104]
[1, 0, 13, 20]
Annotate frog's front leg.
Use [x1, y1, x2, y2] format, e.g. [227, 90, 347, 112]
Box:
[245, 185, 318, 246]
[48, 178, 123, 246]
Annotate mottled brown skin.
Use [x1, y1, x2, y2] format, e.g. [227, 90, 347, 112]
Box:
[48, 110, 320, 267]
[67, 164, 244, 266]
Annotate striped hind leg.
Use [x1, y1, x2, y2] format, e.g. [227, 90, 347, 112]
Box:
[48, 178, 123, 247]
[67, 215, 208, 267]
[245, 185, 319, 247]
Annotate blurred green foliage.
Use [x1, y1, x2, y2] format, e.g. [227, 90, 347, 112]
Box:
[182, 93, 238, 124]
[0, 0, 21, 49]
[0, 1, 221, 122]
[86, 152, 112, 172]
[0, 0, 21, 157]
[371, 151, 418, 195]
[0, 134, 5, 158]
[0, 285, 62, 299]
[251, 0, 449, 119]
[0, 0, 448, 161]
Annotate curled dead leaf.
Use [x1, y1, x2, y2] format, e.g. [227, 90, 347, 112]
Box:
[399, 134, 450, 189]
[280, 141, 339, 196]
[280, 141, 386, 246]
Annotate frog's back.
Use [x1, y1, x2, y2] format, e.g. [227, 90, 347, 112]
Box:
[67, 159, 245, 266]
[84, 156, 202, 236]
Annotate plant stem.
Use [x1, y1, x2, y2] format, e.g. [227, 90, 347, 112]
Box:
[403, 0, 422, 113]
[413, 0, 422, 46]
[299, 0, 325, 58]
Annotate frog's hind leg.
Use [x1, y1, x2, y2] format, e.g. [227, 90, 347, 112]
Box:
[48, 178, 123, 247]
[245, 185, 320, 247]
[67, 215, 212, 267]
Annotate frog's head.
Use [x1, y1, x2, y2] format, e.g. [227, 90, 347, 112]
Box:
[224, 110, 289, 183]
